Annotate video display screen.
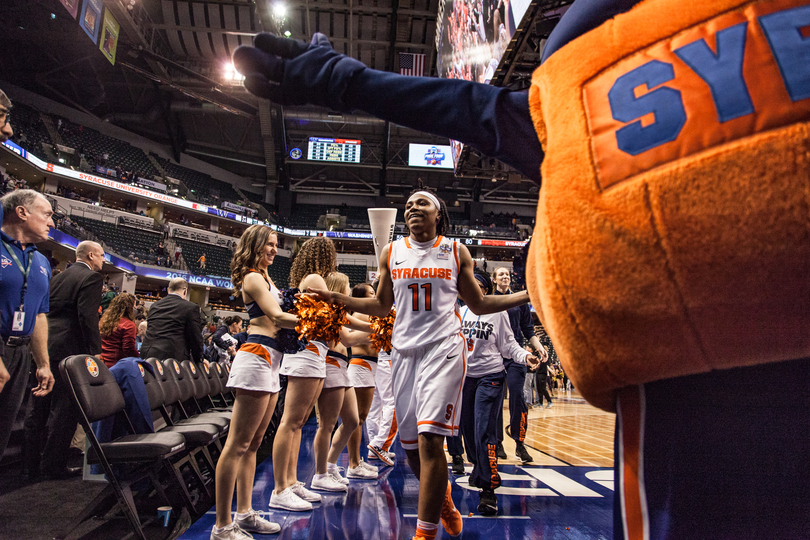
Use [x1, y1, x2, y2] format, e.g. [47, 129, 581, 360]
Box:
[308, 137, 361, 163]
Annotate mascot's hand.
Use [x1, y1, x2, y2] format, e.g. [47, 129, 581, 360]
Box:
[233, 33, 367, 111]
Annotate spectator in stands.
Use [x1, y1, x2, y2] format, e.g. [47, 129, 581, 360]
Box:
[136, 319, 147, 344]
[163, 222, 170, 239]
[99, 293, 140, 368]
[100, 284, 116, 312]
[140, 278, 204, 362]
[0, 187, 56, 461]
[211, 316, 242, 363]
[197, 253, 206, 271]
[174, 244, 182, 264]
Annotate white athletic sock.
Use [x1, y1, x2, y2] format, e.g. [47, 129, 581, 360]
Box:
[416, 519, 439, 539]
[327, 462, 338, 473]
[235, 510, 251, 520]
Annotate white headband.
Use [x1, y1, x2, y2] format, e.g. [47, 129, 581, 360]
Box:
[410, 190, 441, 209]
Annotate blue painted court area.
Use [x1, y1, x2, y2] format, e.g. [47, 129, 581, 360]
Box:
[181, 422, 613, 540]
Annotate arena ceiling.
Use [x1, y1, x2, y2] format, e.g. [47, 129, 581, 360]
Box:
[0, 0, 570, 205]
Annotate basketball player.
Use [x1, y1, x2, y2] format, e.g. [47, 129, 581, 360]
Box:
[308, 189, 530, 540]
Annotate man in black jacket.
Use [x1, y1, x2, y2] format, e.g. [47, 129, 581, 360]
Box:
[140, 278, 203, 363]
[28, 240, 104, 478]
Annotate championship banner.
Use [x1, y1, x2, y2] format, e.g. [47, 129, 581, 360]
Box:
[99, 8, 120, 65]
[59, 0, 80, 19]
[80, 0, 103, 44]
[368, 208, 397, 265]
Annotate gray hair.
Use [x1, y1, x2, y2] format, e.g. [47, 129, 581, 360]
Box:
[1, 189, 46, 222]
[0, 89, 11, 111]
[167, 277, 188, 293]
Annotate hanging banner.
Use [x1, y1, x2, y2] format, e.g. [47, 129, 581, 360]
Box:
[60, 0, 80, 19]
[80, 0, 103, 44]
[99, 9, 120, 65]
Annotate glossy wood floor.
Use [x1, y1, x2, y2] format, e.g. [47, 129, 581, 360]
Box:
[181, 388, 616, 539]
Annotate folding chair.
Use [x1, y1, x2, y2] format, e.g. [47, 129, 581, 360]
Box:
[58, 355, 191, 540]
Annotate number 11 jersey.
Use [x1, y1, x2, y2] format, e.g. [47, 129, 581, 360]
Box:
[388, 235, 462, 351]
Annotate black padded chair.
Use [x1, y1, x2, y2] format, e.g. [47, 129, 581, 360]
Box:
[215, 362, 235, 405]
[200, 361, 231, 410]
[163, 359, 230, 431]
[58, 355, 190, 540]
[140, 365, 219, 494]
[182, 360, 232, 419]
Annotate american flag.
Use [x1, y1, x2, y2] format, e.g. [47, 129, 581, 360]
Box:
[399, 52, 426, 77]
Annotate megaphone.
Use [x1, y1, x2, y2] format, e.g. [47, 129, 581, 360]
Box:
[368, 208, 397, 265]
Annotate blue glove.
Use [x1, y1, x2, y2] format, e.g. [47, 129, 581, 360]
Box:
[233, 33, 366, 112]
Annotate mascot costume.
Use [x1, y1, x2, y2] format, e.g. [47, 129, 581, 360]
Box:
[235, 0, 810, 537]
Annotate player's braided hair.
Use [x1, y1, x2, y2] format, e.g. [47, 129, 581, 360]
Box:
[406, 185, 450, 237]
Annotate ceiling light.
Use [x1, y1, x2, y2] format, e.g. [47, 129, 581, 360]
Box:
[272, 3, 286, 18]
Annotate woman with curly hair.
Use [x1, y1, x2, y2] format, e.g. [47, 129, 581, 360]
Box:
[99, 293, 140, 368]
[310, 272, 370, 492]
[211, 224, 298, 540]
[271, 237, 371, 510]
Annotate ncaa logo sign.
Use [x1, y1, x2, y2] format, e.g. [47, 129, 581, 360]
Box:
[215, 364, 222, 374]
[0, 256, 11, 269]
[138, 364, 145, 377]
[86, 357, 100, 378]
[204, 364, 210, 375]
[190, 363, 197, 375]
[157, 362, 164, 375]
[173, 360, 180, 375]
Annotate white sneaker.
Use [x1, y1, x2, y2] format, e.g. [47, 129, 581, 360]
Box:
[234, 509, 280, 534]
[291, 481, 322, 502]
[359, 460, 378, 474]
[268, 487, 312, 511]
[311, 472, 348, 492]
[328, 465, 350, 485]
[347, 464, 378, 480]
[210, 522, 254, 540]
[387, 451, 397, 462]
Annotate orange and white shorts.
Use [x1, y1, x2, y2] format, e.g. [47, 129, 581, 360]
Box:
[348, 355, 378, 388]
[279, 340, 328, 378]
[227, 334, 283, 393]
[390, 333, 466, 450]
[324, 350, 351, 389]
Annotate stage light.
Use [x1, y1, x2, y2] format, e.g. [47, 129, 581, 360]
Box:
[273, 3, 286, 18]
[223, 62, 245, 83]
[50, 13, 56, 19]
[284, 30, 292, 37]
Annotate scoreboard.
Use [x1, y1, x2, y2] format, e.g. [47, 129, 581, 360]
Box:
[307, 137, 361, 163]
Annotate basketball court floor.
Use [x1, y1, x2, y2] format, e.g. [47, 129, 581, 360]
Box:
[180, 390, 615, 539]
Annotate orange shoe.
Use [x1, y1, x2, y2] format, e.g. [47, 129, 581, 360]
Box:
[413, 523, 438, 540]
[440, 481, 463, 536]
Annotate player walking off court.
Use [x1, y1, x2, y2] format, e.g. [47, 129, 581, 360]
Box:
[309, 188, 530, 540]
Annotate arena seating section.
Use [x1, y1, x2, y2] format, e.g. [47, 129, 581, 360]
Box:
[175, 239, 233, 278]
[10, 103, 54, 161]
[157, 159, 241, 207]
[337, 264, 368, 287]
[57, 118, 161, 179]
[71, 215, 162, 265]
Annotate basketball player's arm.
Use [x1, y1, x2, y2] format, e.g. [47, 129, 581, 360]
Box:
[457, 244, 530, 314]
[306, 245, 394, 317]
[243, 272, 298, 330]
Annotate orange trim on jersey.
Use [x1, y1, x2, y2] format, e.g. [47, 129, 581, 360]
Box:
[387, 241, 393, 269]
[305, 343, 321, 356]
[452, 241, 459, 271]
[239, 343, 274, 366]
[432, 235, 443, 248]
[401, 438, 418, 446]
[382, 412, 398, 452]
[619, 386, 648, 540]
[349, 358, 372, 371]
[417, 420, 459, 430]
[404, 237, 412, 249]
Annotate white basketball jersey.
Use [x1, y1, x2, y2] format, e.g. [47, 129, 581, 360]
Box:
[389, 236, 461, 350]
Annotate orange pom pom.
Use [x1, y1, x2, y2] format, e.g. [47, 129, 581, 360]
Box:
[295, 295, 347, 343]
[369, 308, 396, 353]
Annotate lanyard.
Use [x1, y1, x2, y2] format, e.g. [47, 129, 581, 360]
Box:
[1, 239, 31, 311]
